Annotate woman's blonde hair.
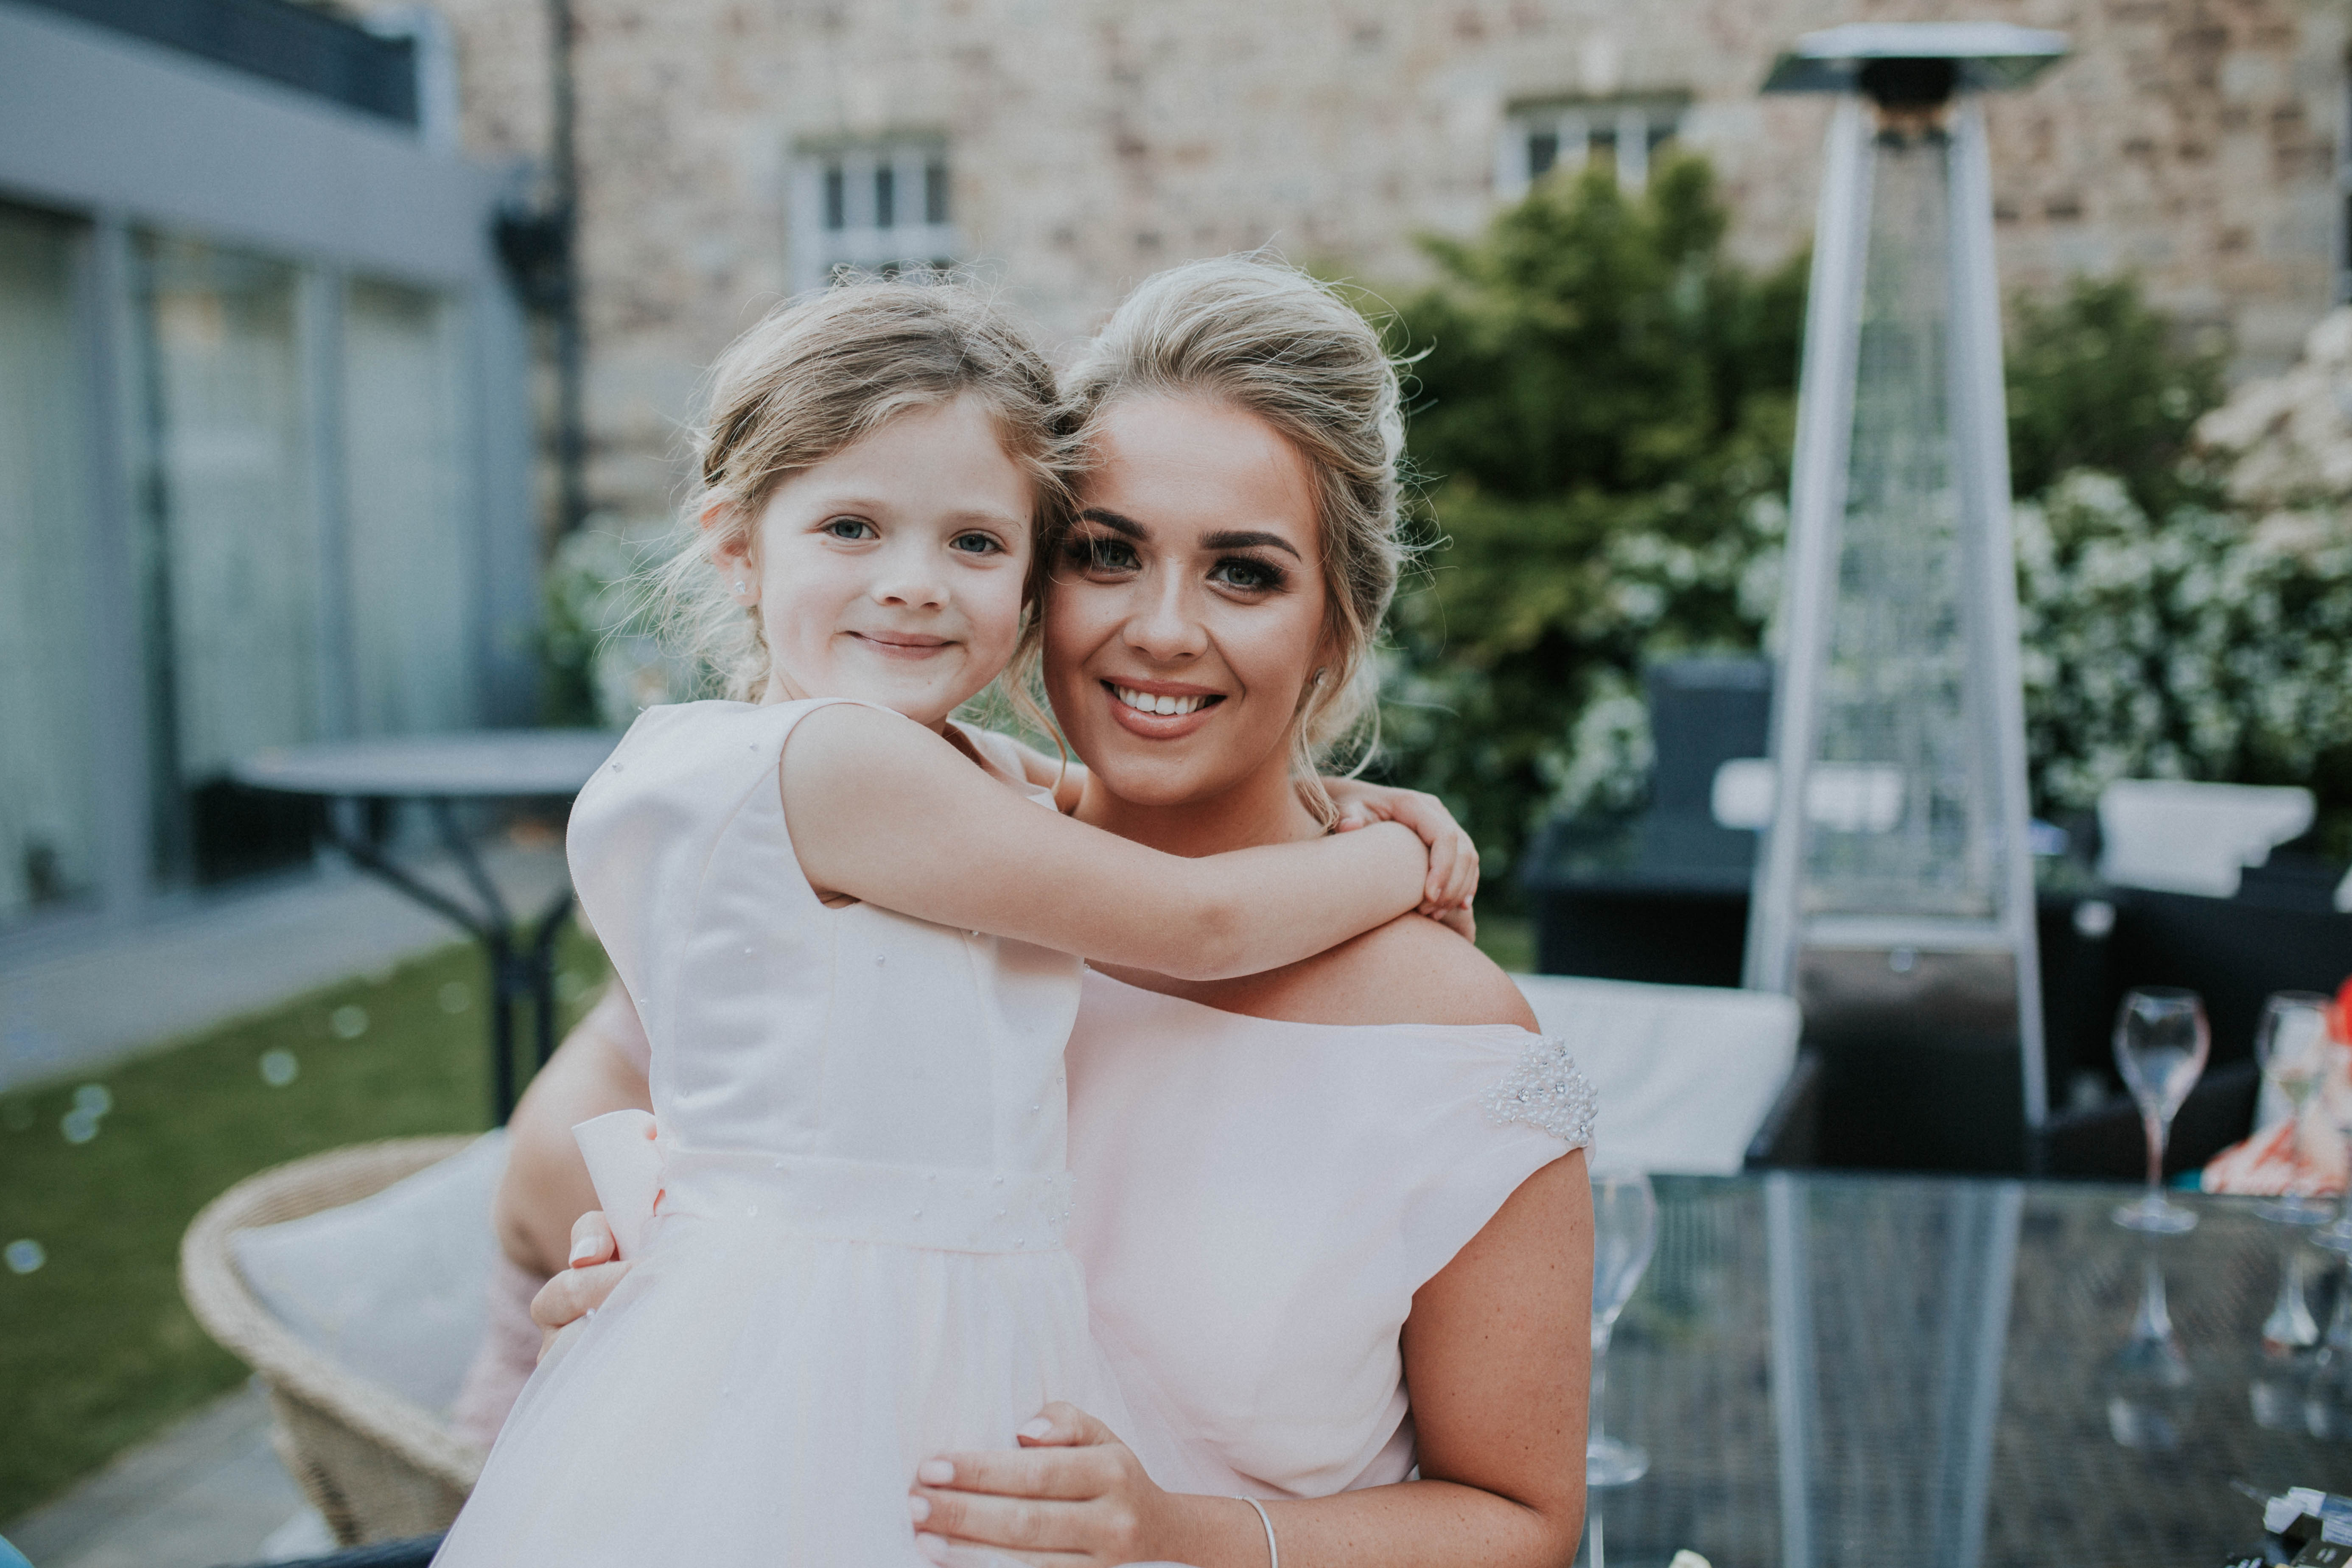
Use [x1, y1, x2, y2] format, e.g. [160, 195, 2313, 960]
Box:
[658, 274, 1069, 704]
[1056, 255, 1412, 821]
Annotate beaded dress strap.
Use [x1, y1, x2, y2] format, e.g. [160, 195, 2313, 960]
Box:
[1481, 1036, 1598, 1148]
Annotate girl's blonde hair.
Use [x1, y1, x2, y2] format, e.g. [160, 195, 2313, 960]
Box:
[659, 274, 1069, 704]
[1056, 255, 1412, 821]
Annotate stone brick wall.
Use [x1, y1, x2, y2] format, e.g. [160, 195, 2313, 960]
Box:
[426, 0, 2348, 528]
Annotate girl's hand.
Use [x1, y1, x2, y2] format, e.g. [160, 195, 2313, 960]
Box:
[910, 1402, 1255, 1568]
[1326, 781, 1478, 915]
[529, 1210, 633, 1361]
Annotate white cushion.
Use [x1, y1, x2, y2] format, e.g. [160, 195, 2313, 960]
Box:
[1511, 974, 1802, 1175]
[2097, 780, 2314, 897]
[230, 1130, 507, 1414]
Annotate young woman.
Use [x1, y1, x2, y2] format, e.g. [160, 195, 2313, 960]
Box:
[501, 257, 1595, 1568]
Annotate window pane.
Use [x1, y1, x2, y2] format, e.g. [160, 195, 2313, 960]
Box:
[875, 164, 896, 229]
[344, 279, 474, 736]
[135, 234, 321, 886]
[0, 205, 98, 924]
[1528, 131, 1558, 179]
[924, 161, 949, 225]
[823, 165, 845, 231]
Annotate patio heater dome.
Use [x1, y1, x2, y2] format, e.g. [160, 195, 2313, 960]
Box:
[1744, 23, 2068, 1142]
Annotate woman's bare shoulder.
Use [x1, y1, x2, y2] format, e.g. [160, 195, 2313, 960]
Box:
[1194, 913, 1540, 1030]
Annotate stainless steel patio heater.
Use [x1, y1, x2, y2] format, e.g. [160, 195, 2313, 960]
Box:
[1745, 24, 2068, 1137]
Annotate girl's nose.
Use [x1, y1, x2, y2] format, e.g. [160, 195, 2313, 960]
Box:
[871, 546, 948, 609]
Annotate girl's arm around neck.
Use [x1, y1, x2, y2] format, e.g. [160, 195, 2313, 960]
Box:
[780, 703, 1428, 983]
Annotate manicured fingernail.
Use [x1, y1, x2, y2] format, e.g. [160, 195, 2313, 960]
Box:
[908, 1495, 931, 1523]
[916, 1459, 954, 1485]
[569, 1235, 601, 1266]
[915, 1537, 949, 1564]
[1018, 1417, 1053, 1439]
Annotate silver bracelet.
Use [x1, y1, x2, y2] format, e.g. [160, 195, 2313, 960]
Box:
[1240, 1496, 1278, 1568]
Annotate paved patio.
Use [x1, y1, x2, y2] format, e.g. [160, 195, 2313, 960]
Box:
[2, 1382, 329, 1568]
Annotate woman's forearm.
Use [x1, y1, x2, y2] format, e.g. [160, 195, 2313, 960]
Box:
[1167, 1479, 1576, 1568]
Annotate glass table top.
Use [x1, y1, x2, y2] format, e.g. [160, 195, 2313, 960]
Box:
[1584, 1173, 2347, 1567]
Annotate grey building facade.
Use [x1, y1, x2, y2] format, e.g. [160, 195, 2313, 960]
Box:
[0, 0, 537, 949]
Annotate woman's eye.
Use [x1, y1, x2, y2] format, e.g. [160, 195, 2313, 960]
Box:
[950, 532, 1004, 556]
[1211, 557, 1281, 592]
[822, 517, 875, 540]
[1065, 535, 1138, 574]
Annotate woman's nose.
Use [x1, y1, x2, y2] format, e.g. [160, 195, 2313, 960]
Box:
[1123, 578, 1208, 662]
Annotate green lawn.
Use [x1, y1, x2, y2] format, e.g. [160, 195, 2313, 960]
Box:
[0, 929, 610, 1525]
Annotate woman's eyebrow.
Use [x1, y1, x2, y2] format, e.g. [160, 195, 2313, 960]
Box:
[1076, 506, 1147, 538]
[1203, 529, 1303, 561]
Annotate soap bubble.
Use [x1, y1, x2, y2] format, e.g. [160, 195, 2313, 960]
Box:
[259, 1049, 300, 1087]
[72, 1084, 112, 1117]
[3, 1239, 43, 1274]
[438, 982, 471, 1014]
[60, 1107, 100, 1144]
[330, 1005, 368, 1040]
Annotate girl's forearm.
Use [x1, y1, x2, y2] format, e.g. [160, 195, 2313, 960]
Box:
[1168, 822, 1426, 980]
[1168, 1480, 1578, 1568]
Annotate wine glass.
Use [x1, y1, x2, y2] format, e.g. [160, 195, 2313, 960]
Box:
[2103, 1249, 2194, 1448]
[2111, 988, 2209, 1234]
[1587, 1168, 1658, 1489]
[2253, 992, 2333, 1226]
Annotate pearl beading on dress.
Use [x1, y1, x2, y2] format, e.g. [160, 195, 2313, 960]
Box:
[1480, 1035, 1598, 1148]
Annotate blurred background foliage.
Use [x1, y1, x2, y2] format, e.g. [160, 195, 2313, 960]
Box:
[1369, 154, 2352, 895]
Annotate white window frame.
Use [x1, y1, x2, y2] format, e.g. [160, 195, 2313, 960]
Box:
[788, 139, 959, 296]
[1495, 99, 1685, 201]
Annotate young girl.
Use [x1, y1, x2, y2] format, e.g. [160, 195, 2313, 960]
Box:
[431, 279, 1450, 1565]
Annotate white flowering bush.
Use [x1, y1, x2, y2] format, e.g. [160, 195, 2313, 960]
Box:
[2015, 470, 2352, 814]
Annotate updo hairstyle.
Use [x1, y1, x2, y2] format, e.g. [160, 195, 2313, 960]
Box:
[659, 274, 1069, 702]
[1054, 255, 1412, 819]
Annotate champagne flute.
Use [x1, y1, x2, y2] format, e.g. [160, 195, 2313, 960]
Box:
[2254, 992, 2333, 1225]
[2111, 988, 2208, 1234]
[1587, 1169, 1658, 1488]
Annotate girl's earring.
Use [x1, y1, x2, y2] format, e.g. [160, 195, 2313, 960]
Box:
[1311, 667, 1328, 687]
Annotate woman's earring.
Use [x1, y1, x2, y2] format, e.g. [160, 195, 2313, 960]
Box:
[733, 577, 750, 597]
[1310, 667, 1328, 688]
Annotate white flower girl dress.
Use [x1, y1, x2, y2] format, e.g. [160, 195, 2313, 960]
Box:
[434, 697, 1182, 1565]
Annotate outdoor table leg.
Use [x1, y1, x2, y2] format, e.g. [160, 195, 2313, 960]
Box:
[319, 799, 575, 1125]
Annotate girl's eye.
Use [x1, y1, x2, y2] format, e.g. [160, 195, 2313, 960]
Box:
[822, 517, 876, 540]
[1064, 535, 1139, 575]
[1211, 557, 1282, 592]
[950, 532, 1004, 556]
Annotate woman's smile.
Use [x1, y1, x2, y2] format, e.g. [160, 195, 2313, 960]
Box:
[1103, 677, 1226, 733]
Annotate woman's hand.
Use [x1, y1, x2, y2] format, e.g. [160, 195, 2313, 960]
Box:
[910, 1403, 1263, 1568]
[529, 1210, 634, 1361]
[1326, 780, 1478, 916]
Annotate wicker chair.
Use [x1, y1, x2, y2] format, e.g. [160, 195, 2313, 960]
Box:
[180, 1137, 490, 1546]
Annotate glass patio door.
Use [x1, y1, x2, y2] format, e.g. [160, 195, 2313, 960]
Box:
[134, 234, 323, 885]
[0, 204, 100, 926]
